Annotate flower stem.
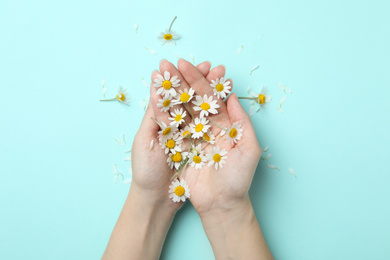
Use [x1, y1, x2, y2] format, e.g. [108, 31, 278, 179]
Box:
[237, 97, 256, 100]
[185, 102, 195, 120]
[168, 16, 177, 32]
[150, 117, 163, 129]
[99, 98, 116, 101]
[209, 120, 228, 131]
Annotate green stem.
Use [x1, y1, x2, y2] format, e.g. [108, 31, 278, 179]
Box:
[208, 120, 228, 131]
[100, 98, 116, 101]
[151, 117, 163, 129]
[168, 16, 177, 32]
[185, 102, 195, 120]
[237, 97, 256, 100]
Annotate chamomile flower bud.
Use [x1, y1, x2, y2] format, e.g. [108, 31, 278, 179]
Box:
[169, 178, 190, 203]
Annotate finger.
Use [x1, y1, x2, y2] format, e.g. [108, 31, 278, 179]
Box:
[196, 61, 211, 77]
[138, 98, 159, 139]
[177, 59, 231, 136]
[225, 93, 260, 153]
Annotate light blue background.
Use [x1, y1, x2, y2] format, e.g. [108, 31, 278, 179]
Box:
[1, 0, 389, 259]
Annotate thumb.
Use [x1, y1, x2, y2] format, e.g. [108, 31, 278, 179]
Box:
[226, 93, 261, 152]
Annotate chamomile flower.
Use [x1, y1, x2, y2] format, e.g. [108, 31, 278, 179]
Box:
[210, 77, 231, 99]
[202, 130, 215, 144]
[154, 71, 180, 97]
[167, 151, 188, 170]
[158, 16, 180, 46]
[226, 122, 243, 145]
[100, 86, 130, 104]
[188, 149, 207, 169]
[173, 88, 195, 104]
[168, 108, 187, 127]
[189, 117, 211, 139]
[158, 121, 178, 142]
[207, 146, 228, 170]
[157, 94, 174, 112]
[169, 178, 190, 203]
[192, 94, 220, 118]
[160, 132, 183, 154]
[179, 125, 191, 139]
[248, 87, 272, 116]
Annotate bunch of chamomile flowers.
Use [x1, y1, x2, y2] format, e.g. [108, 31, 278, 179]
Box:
[152, 71, 243, 203]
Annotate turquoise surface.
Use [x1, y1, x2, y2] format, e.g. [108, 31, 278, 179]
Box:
[1, 0, 389, 259]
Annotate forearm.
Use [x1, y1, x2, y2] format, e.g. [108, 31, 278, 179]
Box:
[200, 196, 273, 260]
[102, 185, 176, 260]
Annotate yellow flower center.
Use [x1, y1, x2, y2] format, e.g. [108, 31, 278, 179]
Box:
[175, 114, 182, 122]
[229, 128, 237, 138]
[195, 124, 203, 132]
[258, 94, 266, 104]
[164, 34, 173, 40]
[213, 153, 221, 162]
[180, 93, 190, 103]
[193, 156, 201, 164]
[163, 99, 171, 107]
[116, 93, 125, 101]
[183, 130, 190, 137]
[203, 133, 210, 141]
[174, 186, 185, 196]
[166, 139, 175, 149]
[162, 127, 171, 136]
[171, 152, 182, 162]
[216, 83, 224, 92]
[200, 102, 210, 110]
[163, 80, 172, 90]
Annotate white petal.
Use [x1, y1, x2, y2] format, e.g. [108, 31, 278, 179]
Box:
[122, 133, 126, 143]
[289, 167, 296, 176]
[142, 78, 148, 88]
[124, 156, 131, 161]
[277, 107, 284, 113]
[249, 105, 255, 116]
[250, 65, 259, 75]
[102, 86, 107, 97]
[134, 23, 138, 33]
[280, 96, 286, 105]
[263, 146, 269, 152]
[124, 149, 131, 153]
[190, 53, 195, 64]
[150, 139, 155, 150]
[123, 178, 132, 184]
[114, 138, 124, 146]
[265, 154, 272, 160]
[247, 86, 252, 94]
[267, 164, 279, 170]
[175, 53, 182, 59]
[145, 47, 156, 55]
[113, 165, 118, 174]
[102, 78, 106, 86]
[236, 45, 243, 55]
[285, 86, 292, 94]
[114, 175, 118, 184]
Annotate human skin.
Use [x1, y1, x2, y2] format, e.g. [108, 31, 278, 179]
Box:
[102, 59, 273, 260]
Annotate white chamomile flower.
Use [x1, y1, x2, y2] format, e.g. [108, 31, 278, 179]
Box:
[202, 130, 215, 144]
[210, 77, 231, 99]
[154, 71, 180, 97]
[157, 94, 174, 112]
[207, 146, 228, 170]
[189, 117, 211, 139]
[158, 17, 180, 46]
[115, 86, 130, 104]
[249, 87, 272, 116]
[179, 125, 191, 139]
[173, 88, 195, 104]
[192, 94, 220, 118]
[188, 149, 207, 170]
[167, 151, 188, 170]
[169, 178, 190, 203]
[226, 122, 243, 145]
[160, 132, 183, 154]
[158, 121, 178, 143]
[168, 108, 187, 127]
